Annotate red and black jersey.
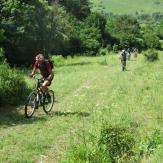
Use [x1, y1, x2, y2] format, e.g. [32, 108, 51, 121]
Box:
[33, 60, 52, 78]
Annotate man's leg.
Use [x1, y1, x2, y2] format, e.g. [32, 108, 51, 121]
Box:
[121, 60, 124, 71]
[42, 80, 50, 92]
[41, 80, 51, 102]
[124, 61, 126, 70]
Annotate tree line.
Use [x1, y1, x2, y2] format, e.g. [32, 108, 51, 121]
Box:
[0, 0, 162, 65]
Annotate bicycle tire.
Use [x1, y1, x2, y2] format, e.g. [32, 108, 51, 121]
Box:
[25, 91, 37, 118]
[43, 90, 54, 114]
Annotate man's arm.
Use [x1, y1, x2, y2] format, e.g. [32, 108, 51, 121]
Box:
[47, 63, 53, 80]
[31, 62, 38, 77]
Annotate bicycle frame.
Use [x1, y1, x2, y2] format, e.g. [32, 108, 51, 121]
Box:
[34, 78, 45, 107]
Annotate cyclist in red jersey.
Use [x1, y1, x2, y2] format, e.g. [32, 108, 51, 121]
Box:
[30, 53, 54, 93]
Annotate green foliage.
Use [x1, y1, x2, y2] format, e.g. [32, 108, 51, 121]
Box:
[64, 144, 111, 163]
[112, 44, 118, 53]
[0, 64, 28, 105]
[107, 15, 141, 49]
[140, 129, 163, 156]
[98, 48, 108, 56]
[0, 0, 50, 64]
[106, 44, 112, 51]
[76, 12, 108, 55]
[99, 125, 138, 162]
[114, 15, 140, 35]
[0, 48, 5, 63]
[157, 21, 163, 39]
[144, 33, 161, 49]
[53, 55, 66, 67]
[0, 0, 81, 64]
[0, 29, 5, 43]
[47, 4, 77, 56]
[143, 49, 159, 61]
[78, 24, 101, 55]
[85, 12, 107, 34]
[66, 126, 163, 163]
[143, 26, 161, 49]
[58, 0, 91, 20]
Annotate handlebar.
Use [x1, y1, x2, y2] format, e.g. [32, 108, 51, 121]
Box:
[30, 75, 44, 86]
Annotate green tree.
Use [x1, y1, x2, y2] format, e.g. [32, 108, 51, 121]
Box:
[0, 0, 79, 64]
[157, 21, 163, 39]
[0, 0, 49, 64]
[143, 32, 161, 49]
[46, 4, 77, 56]
[58, 0, 91, 20]
[77, 22, 101, 55]
[107, 15, 141, 48]
[142, 25, 161, 49]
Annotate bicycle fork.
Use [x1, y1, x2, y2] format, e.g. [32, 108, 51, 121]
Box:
[36, 91, 45, 107]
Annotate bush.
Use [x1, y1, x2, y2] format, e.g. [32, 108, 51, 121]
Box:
[143, 49, 159, 62]
[106, 44, 112, 51]
[78, 23, 102, 55]
[143, 31, 161, 49]
[65, 144, 111, 163]
[0, 48, 5, 63]
[98, 125, 139, 162]
[52, 55, 66, 67]
[112, 44, 118, 53]
[140, 129, 163, 156]
[98, 48, 108, 56]
[0, 64, 28, 106]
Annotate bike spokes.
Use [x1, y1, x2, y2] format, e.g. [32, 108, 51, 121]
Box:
[25, 92, 37, 118]
[43, 90, 54, 114]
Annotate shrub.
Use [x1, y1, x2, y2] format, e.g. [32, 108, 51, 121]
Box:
[65, 144, 111, 163]
[98, 125, 139, 162]
[52, 55, 65, 67]
[106, 44, 112, 51]
[112, 44, 118, 53]
[143, 31, 161, 49]
[78, 24, 102, 55]
[0, 64, 28, 106]
[98, 48, 108, 56]
[140, 129, 163, 156]
[0, 48, 5, 63]
[143, 49, 159, 62]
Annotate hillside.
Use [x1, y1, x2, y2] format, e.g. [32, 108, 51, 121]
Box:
[1, 53, 163, 162]
[90, 0, 163, 15]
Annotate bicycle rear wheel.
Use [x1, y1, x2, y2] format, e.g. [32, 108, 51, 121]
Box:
[25, 91, 37, 118]
[43, 90, 54, 114]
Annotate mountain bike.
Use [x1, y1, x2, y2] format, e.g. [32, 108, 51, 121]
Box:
[25, 77, 54, 118]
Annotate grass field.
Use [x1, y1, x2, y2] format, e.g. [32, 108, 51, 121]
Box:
[90, 0, 163, 15]
[1, 52, 163, 162]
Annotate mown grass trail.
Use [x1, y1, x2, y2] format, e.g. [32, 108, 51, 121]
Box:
[0, 53, 163, 162]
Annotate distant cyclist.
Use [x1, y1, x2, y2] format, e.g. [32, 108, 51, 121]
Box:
[120, 49, 127, 71]
[127, 47, 131, 60]
[30, 53, 54, 95]
[133, 47, 138, 58]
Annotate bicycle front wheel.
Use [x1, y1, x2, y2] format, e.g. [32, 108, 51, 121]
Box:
[25, 91, 37, 118]
[43, 90, 54, 114]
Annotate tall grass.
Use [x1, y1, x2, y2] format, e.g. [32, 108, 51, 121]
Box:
[62, 52, 163, 162]
[1, 53, 163, 162]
